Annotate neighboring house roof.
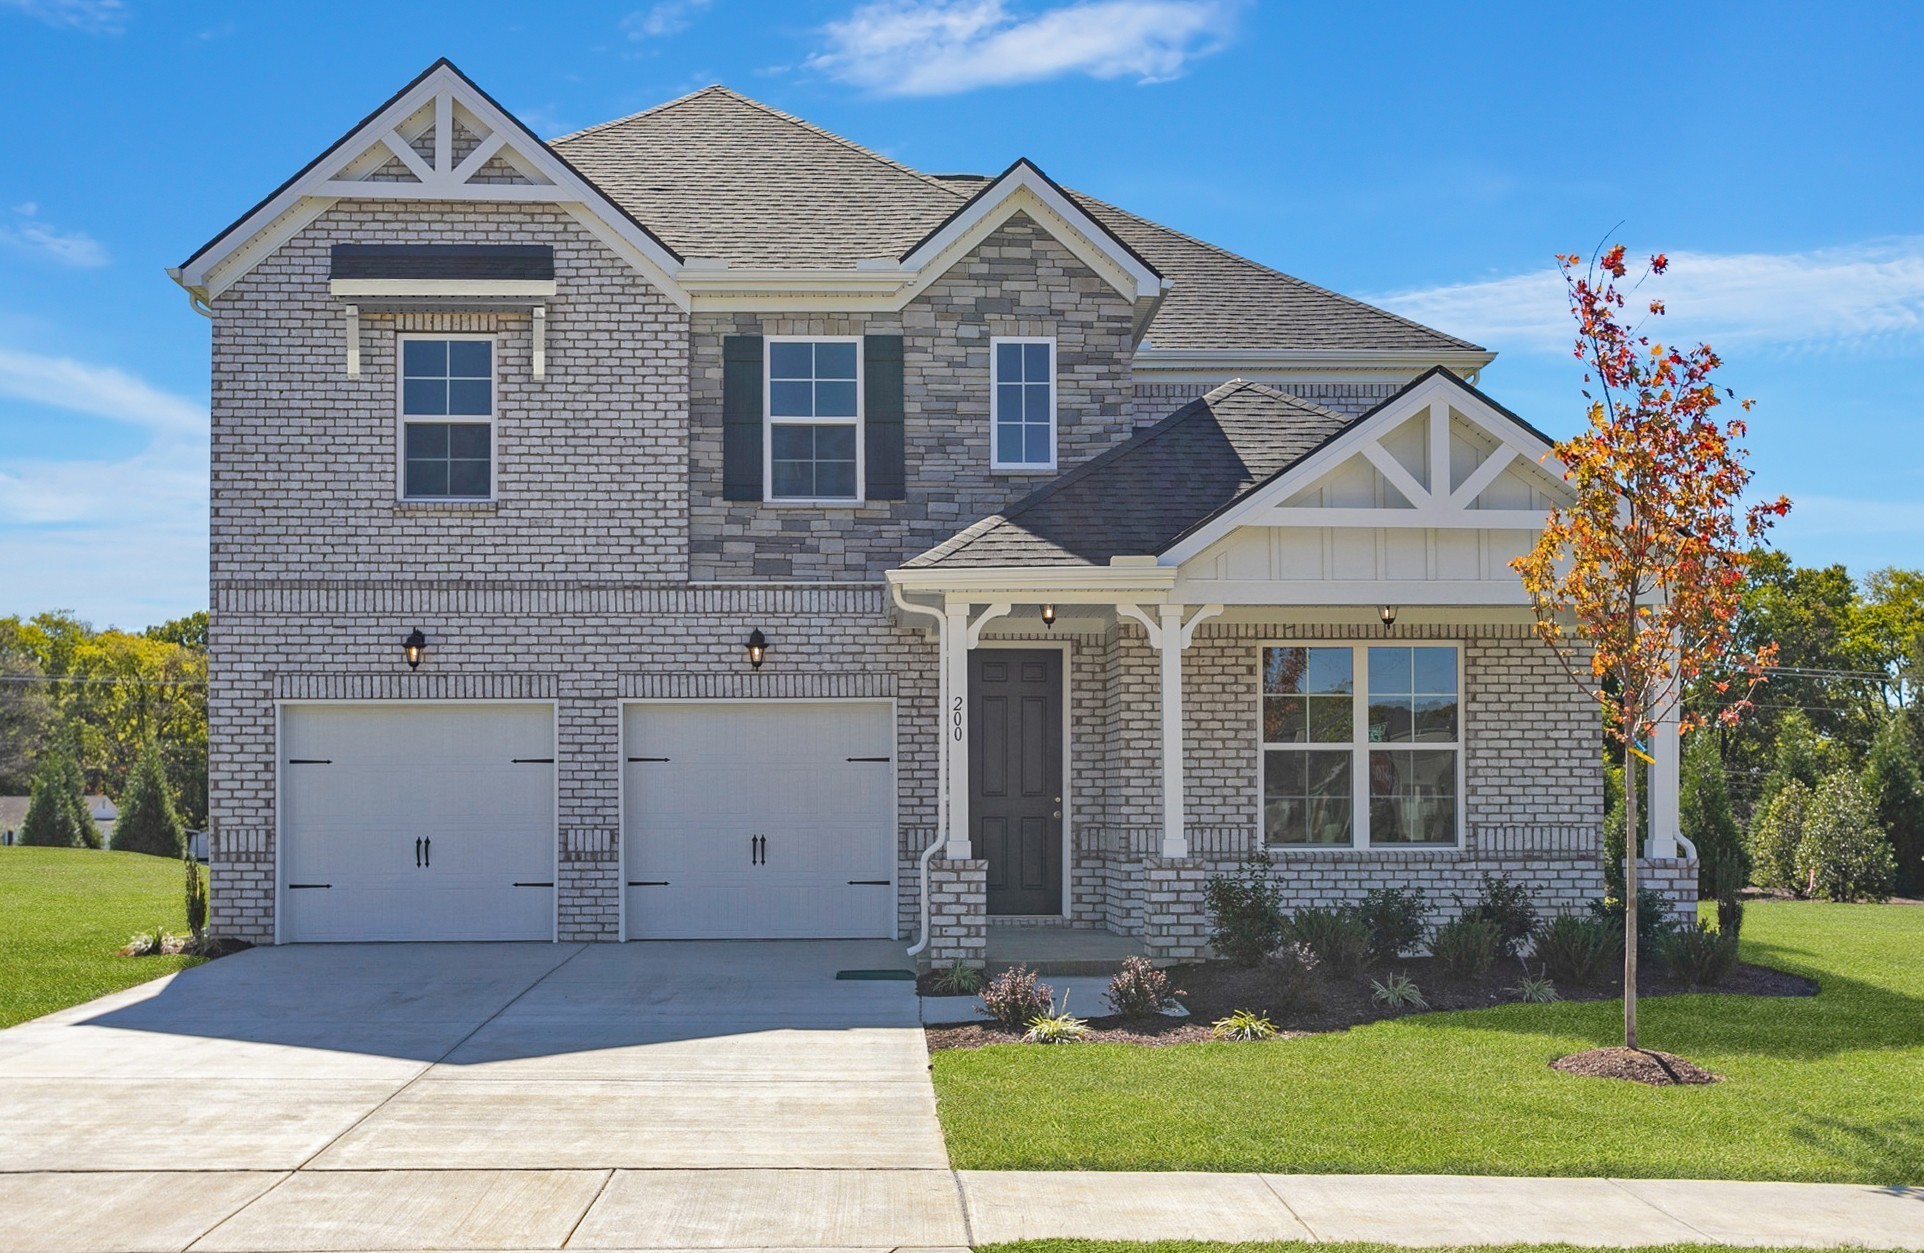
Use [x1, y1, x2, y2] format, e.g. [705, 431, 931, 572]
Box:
[906, 379, 1357, 569]
[547, 86, 1476, 354]
[0, 797, 27, 832]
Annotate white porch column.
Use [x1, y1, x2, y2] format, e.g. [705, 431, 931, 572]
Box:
[942, 604, 971, 859]
[1157, 604, 1187, 858]
[1648, 668, 1683, 859]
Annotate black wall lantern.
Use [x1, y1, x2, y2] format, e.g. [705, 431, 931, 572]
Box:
[1041, 604, 1057, 629]
[403, 628, 428, 669]
[744, 628, 768, 669]
[1379, 605, 1397, 632]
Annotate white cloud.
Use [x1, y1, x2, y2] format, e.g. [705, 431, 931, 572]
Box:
[808, 0, 1237, 96]
[0, 0, 126, 33]
[0, 345, 208, 621]
[0, 347, 204, 437]
[622, 0, 711, 39]
[0, 204, 108, 268]
[1371, 237, 1924, 356]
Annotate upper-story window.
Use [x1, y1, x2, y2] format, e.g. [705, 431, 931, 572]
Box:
[765, 337, 862, 502]
[991, 337, 1055, 470]
[1259, 643, 1462, 849]
[399, 335, 493, 500]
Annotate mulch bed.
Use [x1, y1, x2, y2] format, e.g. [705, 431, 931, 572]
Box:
[1552, 1046, 1721, 1085]
[924, 955, 1815, 1051]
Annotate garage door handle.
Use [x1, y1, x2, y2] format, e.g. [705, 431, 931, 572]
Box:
[288, 883, 331, 889]
[513, 882, 554, 888]
[628, 880, 669, 886]
[423, 837, 430, 868]
[415, 837, 422, 868]
[846, 756, 891, 762]
[847, 879, 889, 886]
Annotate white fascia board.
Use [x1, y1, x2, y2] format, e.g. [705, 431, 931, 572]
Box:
[1158, 371, 1569, 568]
[176, 63, 689, 309]
[886, 563, 1176, 602]
[1133, 346, 1498, 382]
[328, 278, 558, 298]
[900, 164, 1165, 301]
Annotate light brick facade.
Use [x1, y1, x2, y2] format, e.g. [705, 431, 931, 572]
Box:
[203, 195, 1676, 954]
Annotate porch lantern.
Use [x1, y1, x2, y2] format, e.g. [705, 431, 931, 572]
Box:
[1040, 603, 1057, 629]
[402, 628, 427, 670]
[1379, 605, 1397, 631]
[744, 628, 768, 669]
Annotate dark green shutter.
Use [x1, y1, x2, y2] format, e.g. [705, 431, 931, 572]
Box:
[721, 334, 764, 501]
[864, 334, 906, 501]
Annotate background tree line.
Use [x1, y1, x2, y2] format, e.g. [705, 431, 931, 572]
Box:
[1675, 554, 1924, 898]
[1, 610, 208, 832]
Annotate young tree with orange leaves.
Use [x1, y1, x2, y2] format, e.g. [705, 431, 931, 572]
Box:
[1514, 244, 1790, 1051]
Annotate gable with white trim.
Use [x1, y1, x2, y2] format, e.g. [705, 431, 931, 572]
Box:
[171, 60, 686, 308]
[1169, 371, 1574, 605]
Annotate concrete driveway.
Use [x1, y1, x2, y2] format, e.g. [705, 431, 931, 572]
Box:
[0, 940, 966, 1252]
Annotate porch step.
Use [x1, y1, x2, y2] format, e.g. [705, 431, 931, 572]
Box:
[982, 925, 1151, 977]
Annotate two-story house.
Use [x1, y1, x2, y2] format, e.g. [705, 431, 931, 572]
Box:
[171, 60, 1696, 960]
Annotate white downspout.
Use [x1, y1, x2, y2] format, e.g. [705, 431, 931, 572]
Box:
[891, 581, 946, 958]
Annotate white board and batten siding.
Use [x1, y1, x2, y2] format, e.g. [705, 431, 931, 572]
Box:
[278, 703, 557, 943]
[622, 701, 896, 940]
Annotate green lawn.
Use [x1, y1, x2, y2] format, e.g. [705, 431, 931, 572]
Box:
[0, 846, 203, 1028]
[934, 902, 1924, 1183]
[983, 1244, 1834, 1253]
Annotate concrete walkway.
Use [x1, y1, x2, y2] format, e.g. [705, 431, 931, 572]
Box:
[1, 944, 1919, 1251]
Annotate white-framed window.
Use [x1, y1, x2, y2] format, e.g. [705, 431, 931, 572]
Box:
[398, 333, 495, 500]
[765, 336, 862, 503]
[1259, 642, 1463, 849]
[991, 337, 1055, 470]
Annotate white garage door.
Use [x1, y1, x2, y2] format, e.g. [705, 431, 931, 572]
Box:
[623, 702, 895, 939]
[280, 704, 555, 942]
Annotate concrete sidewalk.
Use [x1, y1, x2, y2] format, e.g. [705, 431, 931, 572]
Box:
[0, 1167, 1920, 1250]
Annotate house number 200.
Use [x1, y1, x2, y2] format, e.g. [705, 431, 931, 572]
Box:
[951, 696, 964, 741]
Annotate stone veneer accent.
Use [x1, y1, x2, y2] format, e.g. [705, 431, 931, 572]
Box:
[688, 212, 1142, 581]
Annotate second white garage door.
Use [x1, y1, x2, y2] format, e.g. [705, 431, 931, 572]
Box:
[622, 701, 896, 939]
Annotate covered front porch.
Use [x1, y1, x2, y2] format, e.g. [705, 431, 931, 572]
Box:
[887, 371, 1695, 967]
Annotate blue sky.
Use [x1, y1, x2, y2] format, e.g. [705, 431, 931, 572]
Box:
[2, 0, 1920, 628]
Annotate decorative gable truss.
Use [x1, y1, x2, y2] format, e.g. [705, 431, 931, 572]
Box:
[1165, 369, 1577, 606]
[170, 60, 685, 308]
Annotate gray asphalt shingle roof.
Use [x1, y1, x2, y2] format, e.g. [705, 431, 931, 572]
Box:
[549, 86, 1479, 355]
[905, 380, 1358, 569]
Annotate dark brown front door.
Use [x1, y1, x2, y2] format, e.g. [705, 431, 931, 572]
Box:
[970, 649, 1063, 915]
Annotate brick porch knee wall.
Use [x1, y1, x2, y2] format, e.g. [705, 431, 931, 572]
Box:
[926, 859, 988, 965]
[1141, 857, 1211, 962]
[1638, 857, 1701, 928]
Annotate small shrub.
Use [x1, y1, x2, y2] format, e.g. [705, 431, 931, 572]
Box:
[1590, 885, 1678, 947]
[1288, 906, 1370, 977]
[119, 925, 183, 957]
[1209, 1009, 1277, 1041]
[1354, 887, 1428, 962]
[930, 959, 984, 996]
[1204, 852, 1285, 965]
[1511, 973, 1559, 1003]
[1794, 773, 1897, 902]
[1465, 872, 1537, 959]
[978, 964, 1054, 1030]
[1369, 971, 1426, 1010]
[1713, 846, 1745, 940]
[1534, 912, 1616, 986]
[1106, 955, 1182, 1016]
[1431, 914, 1501, 980]
[1748, 779, 1812, 891]
[1022, 993, 1090, 1044]
[1263, 940, 1322, 1012]
[184, 849, 208, 942]
[1656, 920, 1740, 988]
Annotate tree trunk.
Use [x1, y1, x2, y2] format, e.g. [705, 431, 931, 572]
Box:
[1623, 737, 1640, 1051]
